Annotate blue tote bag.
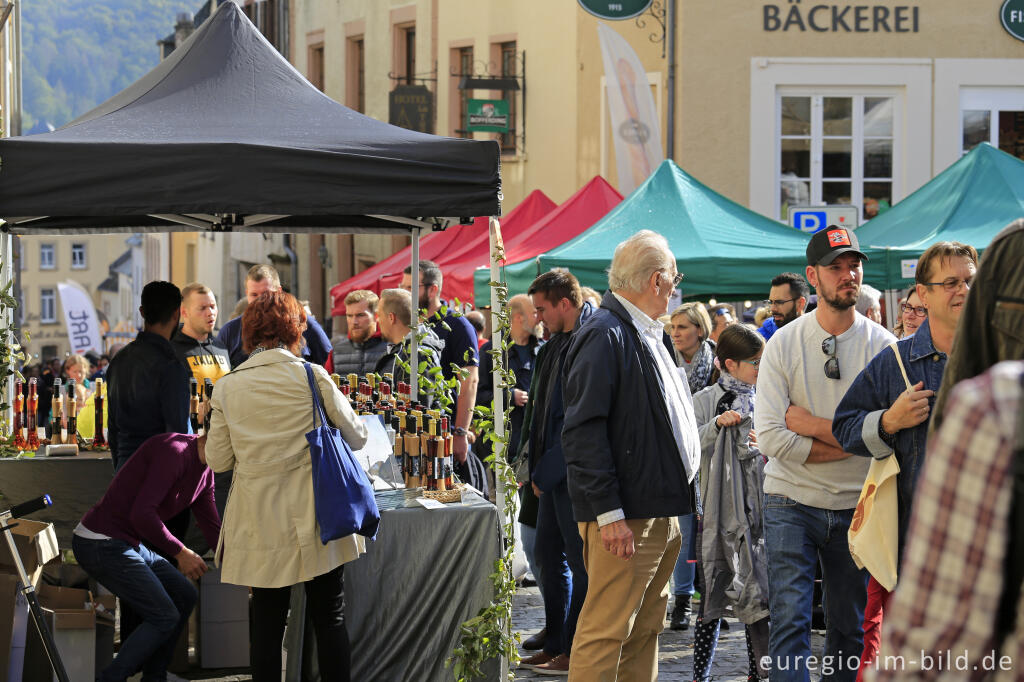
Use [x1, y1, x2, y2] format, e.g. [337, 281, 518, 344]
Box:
[303, 363, 380, 543]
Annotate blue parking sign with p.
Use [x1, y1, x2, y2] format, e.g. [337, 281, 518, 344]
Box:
[793, 210, 827, 234]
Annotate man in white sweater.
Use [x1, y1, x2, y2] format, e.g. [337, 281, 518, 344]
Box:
[755, 226, 895, 682]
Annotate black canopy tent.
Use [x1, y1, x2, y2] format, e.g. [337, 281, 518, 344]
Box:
[0, 2, 508, 680]
[0, 1, 500, 233]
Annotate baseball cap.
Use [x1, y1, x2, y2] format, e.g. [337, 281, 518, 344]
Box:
[806, 225, 868, 266]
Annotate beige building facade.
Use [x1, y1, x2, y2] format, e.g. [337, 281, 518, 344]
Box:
[679, 0, 1024, 223]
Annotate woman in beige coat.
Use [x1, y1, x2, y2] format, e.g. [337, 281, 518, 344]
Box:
[206, 291, 368, 682]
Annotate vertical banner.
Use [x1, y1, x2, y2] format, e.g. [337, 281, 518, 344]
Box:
[57, 280, 103, 355]
[598, 22, 663, 194]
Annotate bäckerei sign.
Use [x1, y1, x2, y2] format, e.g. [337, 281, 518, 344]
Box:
[763, 3, 920, 32]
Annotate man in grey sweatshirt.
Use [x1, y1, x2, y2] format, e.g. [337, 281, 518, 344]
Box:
[754, 226, 895, 682]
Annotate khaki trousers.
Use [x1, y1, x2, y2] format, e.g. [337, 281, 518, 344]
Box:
[568, 516, 681, 682]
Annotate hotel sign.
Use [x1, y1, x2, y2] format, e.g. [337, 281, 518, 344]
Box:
[1003, 0, 1024, 41]
[578, 0, 652, 21]
[763, 3, 920, 32]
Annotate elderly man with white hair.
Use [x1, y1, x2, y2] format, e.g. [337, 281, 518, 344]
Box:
[561, 230, 700, 681]
[856, 283, 883, 324]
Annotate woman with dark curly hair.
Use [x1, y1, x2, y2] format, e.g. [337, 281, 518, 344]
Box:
[206, 291, 368, 681]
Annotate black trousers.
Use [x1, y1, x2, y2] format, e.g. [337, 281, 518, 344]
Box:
[250, 565, 350, 682]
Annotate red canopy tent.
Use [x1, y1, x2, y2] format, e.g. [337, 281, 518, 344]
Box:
[330, 189, 556, 315]
[463, 176, 623, 303]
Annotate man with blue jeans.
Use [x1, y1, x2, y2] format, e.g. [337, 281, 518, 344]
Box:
[72, 432, 220, 681]
[755, 227, 895, 681]
[517, 270, 594, 674]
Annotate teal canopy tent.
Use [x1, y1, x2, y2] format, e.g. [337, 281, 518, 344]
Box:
[858, 143, 1024, 290]
[486, 160, 811, 301]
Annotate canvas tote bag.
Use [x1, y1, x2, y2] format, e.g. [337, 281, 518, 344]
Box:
[848, 343, 912, 591]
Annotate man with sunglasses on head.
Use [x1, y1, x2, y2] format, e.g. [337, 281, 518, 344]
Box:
[754, 226, 896, 681]
[832, 241, 977, 675]
[758, 272, 810, 341]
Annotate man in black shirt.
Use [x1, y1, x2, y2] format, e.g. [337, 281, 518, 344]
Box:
[106, 281, 191, 471]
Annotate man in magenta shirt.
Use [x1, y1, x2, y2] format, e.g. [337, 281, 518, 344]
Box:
[72, 432, 220, 682]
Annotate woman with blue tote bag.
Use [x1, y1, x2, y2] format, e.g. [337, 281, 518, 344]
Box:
[206, 291, 370, 681]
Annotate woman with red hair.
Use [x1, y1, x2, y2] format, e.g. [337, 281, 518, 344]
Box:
[206, 290, 367, 681]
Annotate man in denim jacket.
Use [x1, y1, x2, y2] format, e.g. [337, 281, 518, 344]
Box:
[833, 240, 977, 672]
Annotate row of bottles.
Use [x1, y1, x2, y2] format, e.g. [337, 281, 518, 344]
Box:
[329, 371, 454, 491]
[12, 376, 106, 450]
[189, 377, 215, 436]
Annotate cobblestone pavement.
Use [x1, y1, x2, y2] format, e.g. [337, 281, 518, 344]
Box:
[512, 585, 825, 682]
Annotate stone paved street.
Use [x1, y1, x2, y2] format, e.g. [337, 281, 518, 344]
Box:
[512, 585, 825, 682]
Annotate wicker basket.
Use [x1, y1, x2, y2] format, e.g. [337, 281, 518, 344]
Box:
[421, 483, 465, 504]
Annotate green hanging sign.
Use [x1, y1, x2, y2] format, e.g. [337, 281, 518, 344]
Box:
[467, 99, 509, 133]
[578, 0, 653, 21]
[1002, 0, 1024, 41]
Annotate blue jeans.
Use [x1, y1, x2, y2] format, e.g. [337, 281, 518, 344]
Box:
[72, 535, 197, 682]
[763, 494, 867, 682]
[534, 480, 588, 657]
[672, 513, 697, 597]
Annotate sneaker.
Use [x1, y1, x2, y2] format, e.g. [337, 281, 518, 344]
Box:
[521, 627, 547, 651]
[534, 654, 570, 676]
[670, 595, 691, 631]
[519, 651, 555, 670]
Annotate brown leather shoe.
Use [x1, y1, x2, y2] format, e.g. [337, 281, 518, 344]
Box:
[521, 627, 547, 650]
[534, 654, 570, 676]
[519, 651, 555, 670]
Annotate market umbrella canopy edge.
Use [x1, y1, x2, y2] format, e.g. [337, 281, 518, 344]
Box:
[0, 1, 501, 232]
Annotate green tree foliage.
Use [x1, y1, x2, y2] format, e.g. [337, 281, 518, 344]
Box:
[22, 0, 198, 130]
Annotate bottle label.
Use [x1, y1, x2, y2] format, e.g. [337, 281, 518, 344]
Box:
[409, 455, 420, 477]
[443, 457, 453, 480]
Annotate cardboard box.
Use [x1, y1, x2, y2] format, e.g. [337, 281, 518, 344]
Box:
[93, 594, 115, 676]
[23, 584, 96, 682]
[0, 520, 59, 580]
[0, 574, 25, 682]
[199, 568, 249, 669]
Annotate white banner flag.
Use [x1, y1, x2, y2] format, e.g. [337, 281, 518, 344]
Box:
[57, 280, 103, 355]
[598, 22, 663, 194]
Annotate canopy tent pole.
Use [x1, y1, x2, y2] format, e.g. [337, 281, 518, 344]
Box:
[409, 226, 420, 402]
[487, 215, 509, 680]
[488, 217, 507, 526]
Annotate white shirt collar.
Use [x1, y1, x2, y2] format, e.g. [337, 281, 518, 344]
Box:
[612, 292, 663, 335]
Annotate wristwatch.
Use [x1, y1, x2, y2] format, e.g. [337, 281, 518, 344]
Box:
[452, 426, 469, 437]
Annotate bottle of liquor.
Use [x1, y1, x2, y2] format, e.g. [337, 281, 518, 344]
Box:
[431, 417, 447, 492]
[50, 378, 64, 444]
[93, 378, 107, 448]
[330, 373, 343, 391]
[396, 412, 408, 487]
[424, 416, 438, 491]
[347, 373, 359, 396]
[405, 412, 422, 488]
[26, 378, 39, 449]
[441, 416, 454, 490]
[13, 379, 25, 450]
[189, 377, 200, 434]
[203, 379, 214, 434]
[65, 380, 79, 447]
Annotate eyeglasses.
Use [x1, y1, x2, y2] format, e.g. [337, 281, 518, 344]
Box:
[659, 270, 684, 287]
[767, 297, 798, 307]
[741, 358, 761, 367]
[822, 335, 840, 380]
[899, 303, 927, 318]
[922, 276, 973, 293]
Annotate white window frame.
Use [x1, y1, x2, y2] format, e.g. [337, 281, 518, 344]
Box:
[934, 59, 1024, 172]
[749, 57, 932, 219]
[71, 243, 87, 269]
[40, 288, 56, 324]
[39, 243, 55, 270]
[958, 86, 1024, 155]
[776, 90, 898, 220]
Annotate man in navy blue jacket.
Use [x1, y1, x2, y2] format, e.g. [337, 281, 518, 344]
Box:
[215, 264, 331, 367]
[515, 271, 594, 674]
[562, 231, 700, 680]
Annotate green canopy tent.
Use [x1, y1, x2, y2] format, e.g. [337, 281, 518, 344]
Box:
[858, 143, 1024, 291]
[483, 160, 811, 301]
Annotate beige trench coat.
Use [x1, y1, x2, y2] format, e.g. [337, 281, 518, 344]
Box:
[206, 348, 369, 589]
